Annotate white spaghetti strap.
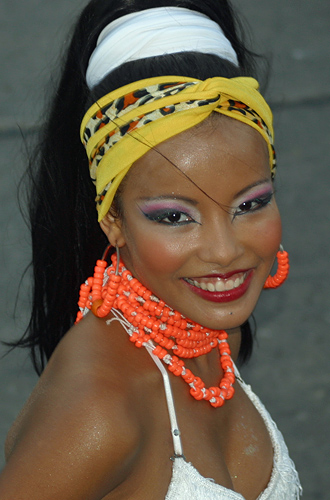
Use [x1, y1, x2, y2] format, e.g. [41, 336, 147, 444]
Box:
[106, 309, 184, 458]
[144, 343, 184, 458]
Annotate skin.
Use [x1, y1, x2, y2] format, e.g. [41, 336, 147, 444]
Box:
[0, 115, 281, 500]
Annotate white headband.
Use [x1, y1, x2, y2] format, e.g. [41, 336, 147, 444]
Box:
[86, 7, 239, 89]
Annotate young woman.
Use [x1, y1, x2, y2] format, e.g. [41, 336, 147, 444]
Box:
[0, 0, 302, 498]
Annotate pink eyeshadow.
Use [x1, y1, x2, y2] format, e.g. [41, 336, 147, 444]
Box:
[139, 200, 197, 215]
[241, 185, 273, 203]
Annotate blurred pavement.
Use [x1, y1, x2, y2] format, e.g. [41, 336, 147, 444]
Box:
[0, 1, 329, 498]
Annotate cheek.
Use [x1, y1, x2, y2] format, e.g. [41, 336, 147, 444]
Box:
[121, 224, 192, 278]
[140, 240, 183, 274]
[250, 209, 282, 260]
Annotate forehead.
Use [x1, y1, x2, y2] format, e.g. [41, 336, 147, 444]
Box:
[123, 114, 270, 199]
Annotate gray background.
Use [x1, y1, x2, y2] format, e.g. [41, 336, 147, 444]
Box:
[0, 1, 329, 498]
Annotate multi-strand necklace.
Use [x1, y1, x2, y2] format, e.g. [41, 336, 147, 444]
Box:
[76, 252, 235, 408]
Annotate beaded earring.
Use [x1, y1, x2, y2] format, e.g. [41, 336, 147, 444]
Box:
[263, 245, 289, 289]
[76, 245, 118, 323]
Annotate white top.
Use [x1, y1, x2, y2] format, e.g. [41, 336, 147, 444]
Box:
[147, 348, 302, 500]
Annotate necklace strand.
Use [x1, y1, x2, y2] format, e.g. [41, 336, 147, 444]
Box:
[76, 253, 235, 408]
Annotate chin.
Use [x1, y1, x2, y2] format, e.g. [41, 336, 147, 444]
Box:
[172, 301, 252, 332]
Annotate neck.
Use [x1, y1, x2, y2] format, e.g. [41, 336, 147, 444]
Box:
[225, 326, 242, 363]
[77, 252, 237, 408]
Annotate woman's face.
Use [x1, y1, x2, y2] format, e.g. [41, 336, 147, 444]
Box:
[104, 115, 281, 331]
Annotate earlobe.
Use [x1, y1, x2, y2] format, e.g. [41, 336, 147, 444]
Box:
[99, 213, 126, 248]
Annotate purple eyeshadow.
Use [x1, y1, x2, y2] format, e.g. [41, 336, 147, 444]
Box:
[139, 200, 196, 216]
[240, 185, 273, 203]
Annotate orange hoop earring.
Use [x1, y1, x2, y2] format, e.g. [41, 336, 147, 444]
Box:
[263, 245, 289, 289]
[91, 244, 121, 318]
[75, 245, 121, 323]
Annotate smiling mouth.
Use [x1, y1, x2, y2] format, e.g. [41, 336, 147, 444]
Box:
[184, 273, 247, 292]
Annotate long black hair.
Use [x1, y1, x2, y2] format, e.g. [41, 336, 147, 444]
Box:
[13, 0, 260, 374]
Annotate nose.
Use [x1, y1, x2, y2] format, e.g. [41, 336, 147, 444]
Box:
[196, 212, 245, 269]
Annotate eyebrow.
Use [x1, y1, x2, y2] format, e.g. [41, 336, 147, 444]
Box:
[234, 178, 272, 199]
[137, 179, 272, 207]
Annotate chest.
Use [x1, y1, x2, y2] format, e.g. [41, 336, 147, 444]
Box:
[105, 378, 274, 500]
[172, 382, 274, 498]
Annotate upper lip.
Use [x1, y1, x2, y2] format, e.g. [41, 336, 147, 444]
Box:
[187, 269, 252, 280]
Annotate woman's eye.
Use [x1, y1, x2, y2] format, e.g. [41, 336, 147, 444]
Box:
[235, 193, 273, 215]
[144, 210, 195, 225]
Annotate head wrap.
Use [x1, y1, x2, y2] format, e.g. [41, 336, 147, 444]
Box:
[81, 75, 275, 221]
[86, 7, 239, 88]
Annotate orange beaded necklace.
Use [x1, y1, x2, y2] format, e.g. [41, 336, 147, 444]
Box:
[76, 250, 235, 408]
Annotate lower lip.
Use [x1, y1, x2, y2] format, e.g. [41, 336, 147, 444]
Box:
[183, 270, 253, 303]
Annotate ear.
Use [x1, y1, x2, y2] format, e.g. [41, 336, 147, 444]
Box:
[99, 212, 126, 248]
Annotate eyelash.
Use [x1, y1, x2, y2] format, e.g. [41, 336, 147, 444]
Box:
[234, 192, 274, 216]
[142, 192, 274, 225]
[143, 209, 196, 226]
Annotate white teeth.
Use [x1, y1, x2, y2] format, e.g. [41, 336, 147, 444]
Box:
[215, 280, 225, 292]
[225, 279, 234, 290]
[234, 277, 241, 287]
[186, 273, 246, 292]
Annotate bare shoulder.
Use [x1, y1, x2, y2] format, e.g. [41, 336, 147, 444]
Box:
[1, 314, 144, 499]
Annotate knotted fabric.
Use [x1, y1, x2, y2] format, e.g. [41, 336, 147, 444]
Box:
[80, 75, 276, 221]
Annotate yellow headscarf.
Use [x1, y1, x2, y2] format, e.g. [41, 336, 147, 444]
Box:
[81, 75, 275, 221]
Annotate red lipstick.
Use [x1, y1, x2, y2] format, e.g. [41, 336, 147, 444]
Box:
[183, 270, 253, 303]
